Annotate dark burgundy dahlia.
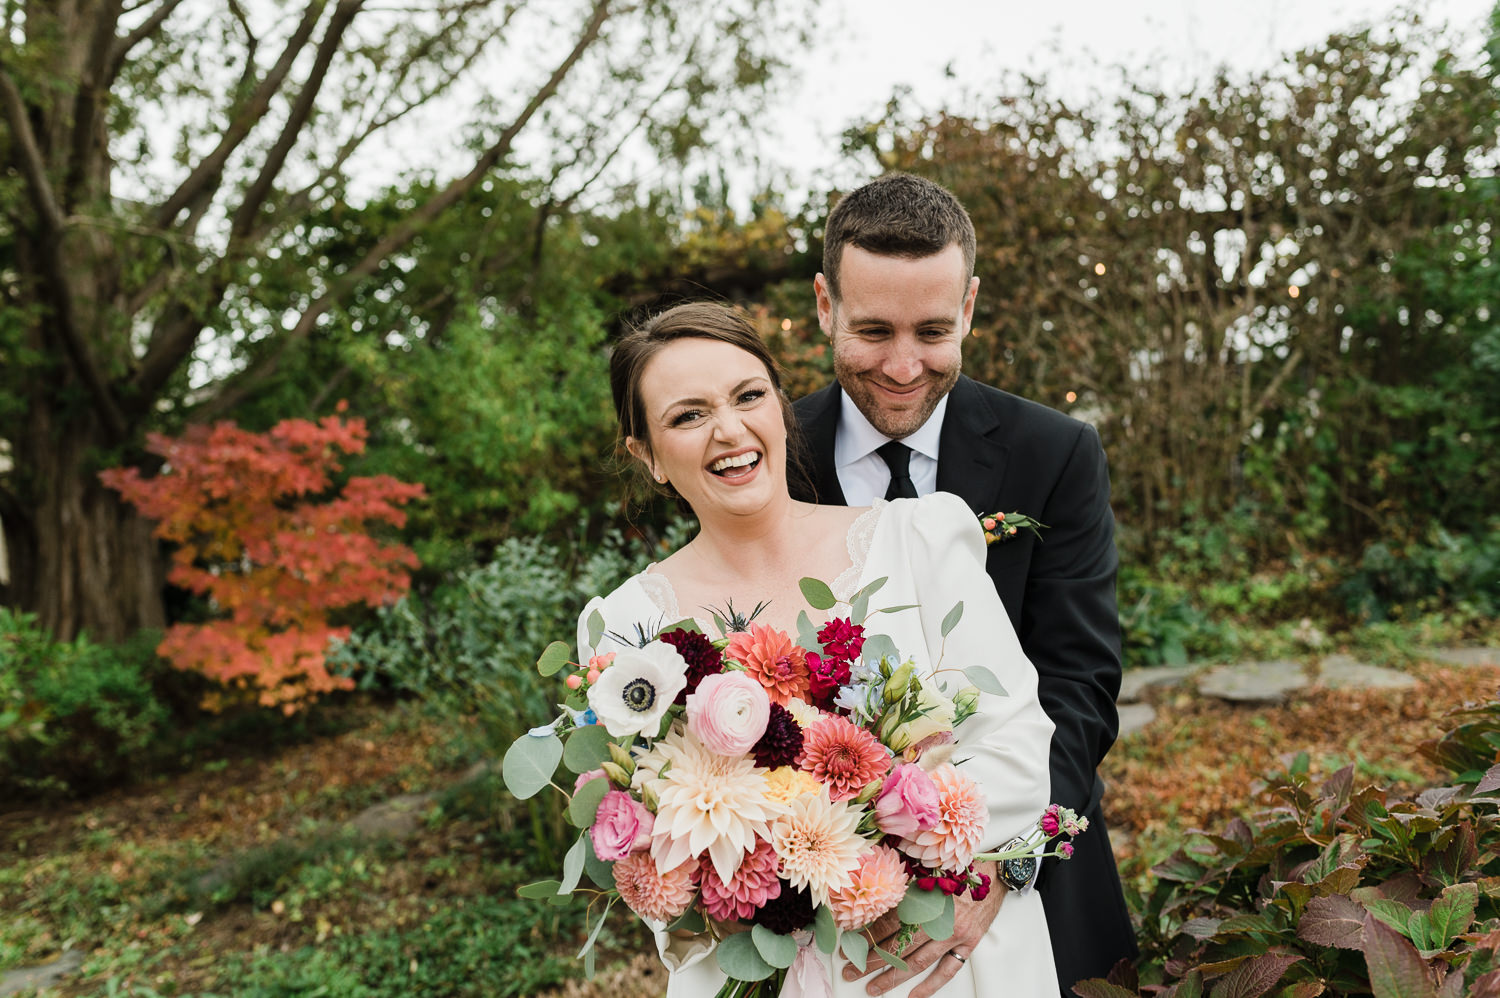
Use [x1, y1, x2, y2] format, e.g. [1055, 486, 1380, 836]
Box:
[752, 703, 804, 768]
[750, 880, 815, 933]
[659, 628, 723, 705]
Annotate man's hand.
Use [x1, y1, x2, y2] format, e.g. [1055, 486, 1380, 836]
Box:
[839, 862, 1006, 997]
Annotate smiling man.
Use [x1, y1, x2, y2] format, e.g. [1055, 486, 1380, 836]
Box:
[791, 173, 1137, 996]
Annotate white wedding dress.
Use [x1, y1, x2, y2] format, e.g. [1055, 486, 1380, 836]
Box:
[576, 493, 1058, 997]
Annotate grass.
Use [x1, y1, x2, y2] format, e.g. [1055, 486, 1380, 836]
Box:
[2, 625, 1497, 997]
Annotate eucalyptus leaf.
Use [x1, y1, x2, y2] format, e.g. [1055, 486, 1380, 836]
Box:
[583, 838, 615, 889]
[814, 904, 838, 954]
[559, 834, 587, 894]
[896, 885, 946, 924]
[660, 617, 701, 635]
[797, 610, 823, 655]
[962, 665, 1008, 697]
[586, 609, 606, 650]
[537, 641, 572, 677]
[841, 930, 869, 972]
[577, 898, 613, 958]
[862, 633, 899, 664]
[940, 601, 964, 637]
[517, 880, 563, 899]
[923, 894, 957, 941]
[874, 946, 908, 971]
[563, 724, 614, 774]
[716, 930, 777, 981]
[851, 576, 889, 603]
[850, 591, 871, 626]
[873, 604, 920, 615]
[666, 907, 707, 933]
[799, 577, 838, 610]
[567, 775, 609, 827]
[502, 733, 562, 800]
[751, 924, 799, 969]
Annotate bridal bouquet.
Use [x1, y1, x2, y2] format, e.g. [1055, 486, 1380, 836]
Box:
[502, 577, 1086, 997]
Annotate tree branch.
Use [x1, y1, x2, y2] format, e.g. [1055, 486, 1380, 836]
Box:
[148, 0, 323, 230]
[64, 0, 125, 210]
[107, 0, 191, 84]
[192, 0, 614, 420]
[227, 0, 366, 244]
[0, 65, 128, 440]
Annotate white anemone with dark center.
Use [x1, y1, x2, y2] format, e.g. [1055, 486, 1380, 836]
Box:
[587, 641, 690, 737]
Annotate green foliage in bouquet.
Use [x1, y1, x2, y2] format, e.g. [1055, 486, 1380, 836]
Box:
[1082, 697, 1500, 998]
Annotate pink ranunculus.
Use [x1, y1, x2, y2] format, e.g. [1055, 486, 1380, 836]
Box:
[686, 671, 771, 756]
[590, 790, 655, 861]
[1059, 841, 1075, 859]
[1040, 804, 1062, 836]
[873, 762, 941, 838]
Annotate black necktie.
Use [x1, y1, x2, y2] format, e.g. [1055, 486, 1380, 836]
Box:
[877, 441, 918, 500]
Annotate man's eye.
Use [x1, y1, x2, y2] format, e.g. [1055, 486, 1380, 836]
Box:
[920, 328, 951, 339]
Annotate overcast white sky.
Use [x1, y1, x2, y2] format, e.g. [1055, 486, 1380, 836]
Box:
[750, 0, 1495, 196]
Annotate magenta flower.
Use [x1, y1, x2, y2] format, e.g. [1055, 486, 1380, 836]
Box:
[1059, 841, 1075, 859]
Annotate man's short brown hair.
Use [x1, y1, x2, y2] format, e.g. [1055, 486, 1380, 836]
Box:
[821, 173, 976, 301]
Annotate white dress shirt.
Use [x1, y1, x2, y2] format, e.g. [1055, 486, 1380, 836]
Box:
[833, 391, 948, 506]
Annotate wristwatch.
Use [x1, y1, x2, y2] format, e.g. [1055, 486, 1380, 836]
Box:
[995, 836, 1039, 894]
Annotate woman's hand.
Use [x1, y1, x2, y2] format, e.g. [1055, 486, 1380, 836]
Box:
[839, 861, 1005, 997]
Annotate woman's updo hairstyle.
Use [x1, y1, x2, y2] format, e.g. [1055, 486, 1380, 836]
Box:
[609, 301, 805, 503]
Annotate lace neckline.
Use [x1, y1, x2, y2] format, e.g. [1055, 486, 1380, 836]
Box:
[638, 502, 886, 634]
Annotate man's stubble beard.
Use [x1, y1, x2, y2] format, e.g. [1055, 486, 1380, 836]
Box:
[832, 348, 961, 441]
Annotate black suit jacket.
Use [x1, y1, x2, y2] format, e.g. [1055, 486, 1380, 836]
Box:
[791, 375, 1122, 832]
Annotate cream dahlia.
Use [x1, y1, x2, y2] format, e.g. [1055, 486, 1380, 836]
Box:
[828, 844, 909, 931]
[698, 838, 782, 922]
[896, 762, 987, 872]
[726, 624, 810, 705]
[613, 849, 699, 923]
[770, 788, 868, 905]
[649, 727, 789, 883]
[783, 696, 822, 728]
[797, 714, 891, 801]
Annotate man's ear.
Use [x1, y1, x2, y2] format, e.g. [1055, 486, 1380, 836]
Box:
[961, 275, 980, 333]
[814, 273, 836, 337]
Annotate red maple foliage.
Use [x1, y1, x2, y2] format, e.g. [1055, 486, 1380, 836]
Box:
[101, 408, 426, 712]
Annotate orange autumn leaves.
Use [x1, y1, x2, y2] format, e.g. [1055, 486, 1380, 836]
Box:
[101, 409, 424, 712]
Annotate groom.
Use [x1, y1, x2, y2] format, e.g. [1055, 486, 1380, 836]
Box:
[790, 174, 1137, 996]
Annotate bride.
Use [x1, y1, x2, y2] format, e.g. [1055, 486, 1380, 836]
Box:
[578, 302, 1058, 997]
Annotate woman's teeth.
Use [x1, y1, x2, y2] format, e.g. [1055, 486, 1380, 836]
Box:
[711, 452, 761, 474]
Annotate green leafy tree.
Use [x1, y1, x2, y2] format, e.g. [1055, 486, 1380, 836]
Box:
[0, 0, 812, 641]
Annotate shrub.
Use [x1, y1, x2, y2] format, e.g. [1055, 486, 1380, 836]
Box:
[0, 608, 169, 797]
[1087, 697, 1500, 997]
[100, 410, 425, 712]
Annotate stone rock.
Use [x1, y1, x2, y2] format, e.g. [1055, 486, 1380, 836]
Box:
[0, 950, 84, 997]
[1197, 660, 1310, 704]
[1423, 647, 1500, 669]
[1316, 654, 1417, 691]
[1119, 665, 1199, 703]
[349, 792, 434, 840]
[1117, 703, 1158, 738]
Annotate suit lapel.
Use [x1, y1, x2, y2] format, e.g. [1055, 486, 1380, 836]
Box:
[794, 383, 847, 506]
[936, 376, 1009, 514]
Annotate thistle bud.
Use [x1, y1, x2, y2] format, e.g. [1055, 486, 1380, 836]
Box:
[601, 761, 631, 787]
[607, 742, 636, 775]
[883, 661, 914, 704]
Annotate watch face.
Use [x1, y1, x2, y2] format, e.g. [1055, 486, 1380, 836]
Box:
[1002, 854, 1037, 889]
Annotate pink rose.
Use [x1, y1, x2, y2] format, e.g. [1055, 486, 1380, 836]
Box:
[686, 671, 770, 755]
[873, 763, 941, 838]
[590, 790, 654, 861]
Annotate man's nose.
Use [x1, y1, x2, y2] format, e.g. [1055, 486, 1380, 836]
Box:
[882, 338, 923, 383]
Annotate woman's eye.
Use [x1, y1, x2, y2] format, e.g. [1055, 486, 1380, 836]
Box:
[738, 389, 766, 405]
[670, 410, 701, 426]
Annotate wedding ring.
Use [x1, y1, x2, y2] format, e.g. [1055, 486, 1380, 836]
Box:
[947, 952, 968, 964]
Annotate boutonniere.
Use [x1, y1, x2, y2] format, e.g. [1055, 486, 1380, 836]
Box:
[981, 510, 1046, 544]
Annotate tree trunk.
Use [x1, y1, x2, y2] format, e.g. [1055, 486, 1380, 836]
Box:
[1, 395, 165, 644]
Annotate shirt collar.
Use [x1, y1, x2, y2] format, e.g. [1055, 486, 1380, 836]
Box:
[834, 389, 949, 467]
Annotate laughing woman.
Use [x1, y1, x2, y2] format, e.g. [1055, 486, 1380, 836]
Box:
[577, 302, 1058, 998]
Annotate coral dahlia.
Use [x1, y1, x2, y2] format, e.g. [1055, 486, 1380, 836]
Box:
[726, 624, 810, 705]
[828, 844, 908, 931]
[797, 714, 891, 801]
[896, 762, 987, 872]
[613, 850, 699, 923]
